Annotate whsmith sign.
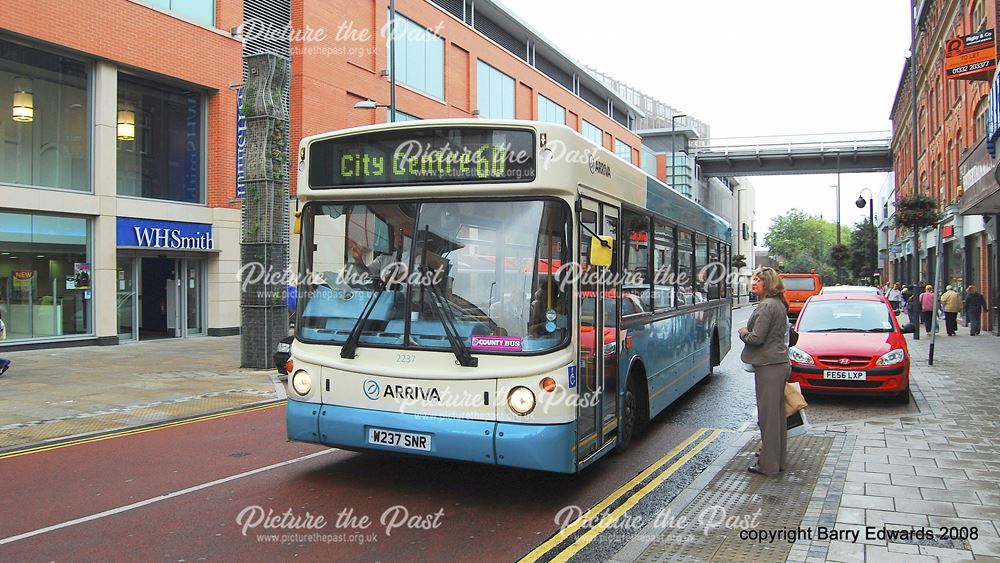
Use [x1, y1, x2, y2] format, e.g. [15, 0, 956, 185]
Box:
[116, 217, 215, 250]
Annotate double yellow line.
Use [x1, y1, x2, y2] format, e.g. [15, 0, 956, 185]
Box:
[520, 427, 723, 563]
[0, 401, 285, 460]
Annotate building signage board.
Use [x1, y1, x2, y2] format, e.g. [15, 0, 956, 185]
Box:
[987, 69, 1000, 157]
[116, 217, 214, 251]
[236, 86, 246, 198]
[945, 29, 996, 81]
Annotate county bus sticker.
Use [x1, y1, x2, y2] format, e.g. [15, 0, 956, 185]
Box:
[470, 335, 523, 352]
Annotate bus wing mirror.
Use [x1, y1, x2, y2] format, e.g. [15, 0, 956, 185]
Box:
[589, 236, 614, 267]
[293, 210, 302, 235]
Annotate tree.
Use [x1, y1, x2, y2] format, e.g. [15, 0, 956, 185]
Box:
[847, 218, 876, 283]
[764, 209, 847, 274]
[731, 254, 747, 269]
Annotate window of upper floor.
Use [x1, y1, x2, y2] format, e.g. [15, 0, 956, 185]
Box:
[0, 37, 90, 192]
[388, 12, 444, 100]
[142, 0, 215, 27]
[581, 119, 602, 146]
[537, 94, 566, 125]
[615, 139, 632, 163]
[476, 60, 514, 119]
[117, 74, 204, 204]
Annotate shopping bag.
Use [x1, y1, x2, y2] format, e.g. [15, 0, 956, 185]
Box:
[784, 382, 807, 417]
[787, 408, 810, 437]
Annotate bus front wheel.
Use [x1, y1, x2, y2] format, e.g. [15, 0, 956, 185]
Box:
[618, 376, 638, 451]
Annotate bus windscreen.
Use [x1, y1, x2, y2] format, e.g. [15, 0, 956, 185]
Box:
[309, 127, 536, 188]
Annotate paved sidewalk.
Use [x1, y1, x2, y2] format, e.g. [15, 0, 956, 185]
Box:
[618, 322, 1000, 562]
[0, 337, 283, 453]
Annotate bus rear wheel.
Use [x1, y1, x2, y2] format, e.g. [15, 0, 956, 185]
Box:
[617, 376, 638, 452]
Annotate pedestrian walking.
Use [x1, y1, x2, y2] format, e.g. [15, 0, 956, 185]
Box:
[0, 311, 8, 377]
[919, 284, 938, 335]
[940, 285, 963, 336]
[738, 267, 790, 477]
[887, 282, 903, 315]
[965, 285, 987, 336]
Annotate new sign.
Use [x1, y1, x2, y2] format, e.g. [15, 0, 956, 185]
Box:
[116, 217, 214, 250]
[945, 29, 996, 81]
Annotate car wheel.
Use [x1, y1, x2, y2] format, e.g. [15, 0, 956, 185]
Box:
[895, 386, 911, 404]
[617, 376, 638, 452]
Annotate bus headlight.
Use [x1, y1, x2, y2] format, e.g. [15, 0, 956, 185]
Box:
[508, 386, 536, 416]
[291, 370, 312, 396]
[876, 349, 905, 366]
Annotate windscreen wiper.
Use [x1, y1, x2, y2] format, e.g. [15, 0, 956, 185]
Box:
[341, 277, 388, 359]
[421, 267, 478, 367]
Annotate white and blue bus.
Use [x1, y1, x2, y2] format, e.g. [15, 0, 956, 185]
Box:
[286, 119, 731, 473]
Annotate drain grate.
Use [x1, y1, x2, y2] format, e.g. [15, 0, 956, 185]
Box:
[637, 435, 833, 563]
[889, 532, 970, 551]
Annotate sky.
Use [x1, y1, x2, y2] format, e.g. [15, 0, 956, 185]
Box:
[498, 0, 913, 248]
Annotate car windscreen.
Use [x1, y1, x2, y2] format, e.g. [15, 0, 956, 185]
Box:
[797, 300, 894, 333]
[782, 278, 816, 291]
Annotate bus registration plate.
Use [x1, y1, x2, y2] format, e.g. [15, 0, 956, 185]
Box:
[368, 427, 432, 451]
[823, 370, 866, 380]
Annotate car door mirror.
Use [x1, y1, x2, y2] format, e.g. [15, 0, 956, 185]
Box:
[900, 323, 915, 334]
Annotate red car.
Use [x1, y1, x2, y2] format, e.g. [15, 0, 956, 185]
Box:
[789, 293, 914, 403]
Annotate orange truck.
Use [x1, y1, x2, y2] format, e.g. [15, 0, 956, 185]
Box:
[779, 272, 823, 318]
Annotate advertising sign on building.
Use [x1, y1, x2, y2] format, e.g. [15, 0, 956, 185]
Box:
[116, 217, 214, 251]
[987, 69, 1000, 156]
[236, 86, 246, 198]
[945, 29, 996, 81]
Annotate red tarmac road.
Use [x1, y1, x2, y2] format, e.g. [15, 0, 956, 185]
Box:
[0, 403, 702, 562]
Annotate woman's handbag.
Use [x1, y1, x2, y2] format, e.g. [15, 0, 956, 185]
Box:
[785, 382, 810, 437]
[784, 382, 807, 417]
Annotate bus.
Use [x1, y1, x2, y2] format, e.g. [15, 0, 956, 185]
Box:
[286, 119, 732, 473]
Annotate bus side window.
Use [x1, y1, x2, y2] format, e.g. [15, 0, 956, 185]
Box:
[653, 221, 675, 310]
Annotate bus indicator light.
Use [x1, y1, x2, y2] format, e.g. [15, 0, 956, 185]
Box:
[540, 377, 556, 393]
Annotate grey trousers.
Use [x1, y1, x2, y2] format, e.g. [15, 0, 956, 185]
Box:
[754, 362, 790, 475]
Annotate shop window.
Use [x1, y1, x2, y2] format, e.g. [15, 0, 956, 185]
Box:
[117, 75, 203, 203]
[0, 38, 90, 192]
[0, 211, 91, 340]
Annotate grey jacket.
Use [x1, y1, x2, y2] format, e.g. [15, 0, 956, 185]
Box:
[740, 297, 790, 367]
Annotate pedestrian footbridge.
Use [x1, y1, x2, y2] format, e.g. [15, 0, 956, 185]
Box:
[691, 131, 892, 177]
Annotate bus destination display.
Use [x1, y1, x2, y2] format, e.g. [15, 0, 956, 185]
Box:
[309, 127, 536, 188]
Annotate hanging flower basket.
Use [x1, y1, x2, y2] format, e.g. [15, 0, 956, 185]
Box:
[893, 193, 943, 231]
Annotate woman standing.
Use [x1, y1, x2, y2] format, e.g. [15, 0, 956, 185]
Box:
[965, 285, 987, 336]
[738, 267, 791, 477]
[919, 284, 936, 335]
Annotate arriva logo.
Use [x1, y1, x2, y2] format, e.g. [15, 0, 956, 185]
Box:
[363, 379, 381, 400]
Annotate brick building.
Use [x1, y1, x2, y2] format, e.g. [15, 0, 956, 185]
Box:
[288, 0, 643, 185]
[889, 0, 999, 332]
[0, 0, 244, 348]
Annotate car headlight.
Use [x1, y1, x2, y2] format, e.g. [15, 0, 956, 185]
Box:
[290, 370, 312, 395]
[876, 348, 905, 366]
[507, 386, 536, 416]
[788, 346, 815, 365]
[276, 342, 291, 353]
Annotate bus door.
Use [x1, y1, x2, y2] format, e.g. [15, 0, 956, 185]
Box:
[577, 198, 620, 462]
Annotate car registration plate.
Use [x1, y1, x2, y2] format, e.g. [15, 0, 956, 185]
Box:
[367, 427, 432, 451]
[823, 370, 866, 380]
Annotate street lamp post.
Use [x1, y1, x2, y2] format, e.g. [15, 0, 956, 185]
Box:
[856, 188, 875, 283]
[670, 114, 687, 188]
